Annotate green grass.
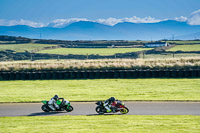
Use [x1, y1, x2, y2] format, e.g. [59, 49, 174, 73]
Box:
[0, 79, 200, 102]
[0, 115, 199, 133]
[0, 43, 57, 52]
[167, 44, 200, 52]
[38, 48, 152, 55]
[167, 41, 200, 44]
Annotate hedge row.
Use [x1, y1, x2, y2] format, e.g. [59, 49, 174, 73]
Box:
[0, 70, 200, 80]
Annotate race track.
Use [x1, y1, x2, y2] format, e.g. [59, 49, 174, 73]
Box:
[0, 102, 200, 117]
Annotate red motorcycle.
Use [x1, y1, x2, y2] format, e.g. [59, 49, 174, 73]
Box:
[95, 100, 129, 115]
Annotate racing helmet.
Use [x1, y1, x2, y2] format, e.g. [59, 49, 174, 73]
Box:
[110, 97, 115, 102]
[53, 95, 59, 100]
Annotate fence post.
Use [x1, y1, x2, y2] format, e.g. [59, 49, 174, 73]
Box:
[30, 54, 33, 61]
[143, 52, 145, 59]
[57, 55, 60, 61]
[86, 54, 88, 59]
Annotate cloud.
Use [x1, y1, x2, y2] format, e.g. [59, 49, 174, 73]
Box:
[47, 18, 89, 28]
[1, 13, 198, 28]
[175, 16, 188, 22]
[188, 9, 200, 25]
[0, 19, 45, 27]
[47, 16, 163, 27]
[95, 18, 122, 26]
[95, 16, 162, 26]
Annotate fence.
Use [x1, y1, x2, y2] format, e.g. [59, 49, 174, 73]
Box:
[0, 70, 200, 80]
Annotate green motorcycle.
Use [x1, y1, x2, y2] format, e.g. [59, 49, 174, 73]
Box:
[41, 98, 73, 112]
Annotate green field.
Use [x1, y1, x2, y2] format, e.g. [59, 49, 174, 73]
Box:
[167, 41, 200, 44]
[0, 115, 199, 133]
[167, 44, 200, 52]
[0, 43, 57, 52]
[0, 79, 200, 102]
[38, 48, 152, 55]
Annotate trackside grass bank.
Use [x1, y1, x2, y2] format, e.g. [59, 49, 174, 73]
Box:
[0, 115, 199, 133]
[0, 79, 200, 102]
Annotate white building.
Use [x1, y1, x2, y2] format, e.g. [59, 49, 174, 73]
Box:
[145, 42, 168, 48]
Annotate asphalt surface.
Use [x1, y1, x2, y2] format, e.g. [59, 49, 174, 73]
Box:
[0, 102, 199, 117]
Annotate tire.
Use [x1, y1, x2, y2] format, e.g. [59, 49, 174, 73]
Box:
[41, 105, 49, 112]
[96, 106, 104, 115]
[120, 107, 129, 114]
[66, 106, 73, 112]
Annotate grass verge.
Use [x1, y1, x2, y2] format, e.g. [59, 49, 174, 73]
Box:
[0, 79, 200, 102]
[0, 57, 200, 71]
[0, 115, 199, 133]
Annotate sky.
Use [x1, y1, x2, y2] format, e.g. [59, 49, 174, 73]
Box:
[0, 0, 200, 27]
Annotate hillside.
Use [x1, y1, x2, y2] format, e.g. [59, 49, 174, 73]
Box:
[1, 20, 200, 40]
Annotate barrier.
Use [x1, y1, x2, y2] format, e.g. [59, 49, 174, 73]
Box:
[0, 70, 199, 80]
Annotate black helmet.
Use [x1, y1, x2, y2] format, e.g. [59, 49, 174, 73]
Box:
[110, 97, 115, 102]
[53, 95, 59, 100]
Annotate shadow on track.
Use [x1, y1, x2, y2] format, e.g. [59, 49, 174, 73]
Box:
[87, 113, 124, 116]
[28, 112, 68, 116]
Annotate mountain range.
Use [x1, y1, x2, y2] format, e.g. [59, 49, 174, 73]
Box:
[0, 20, 200, 40]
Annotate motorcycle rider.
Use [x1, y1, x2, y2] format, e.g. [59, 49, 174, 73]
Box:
[103, 97, 116, 112]
[48, 95, 60, 111]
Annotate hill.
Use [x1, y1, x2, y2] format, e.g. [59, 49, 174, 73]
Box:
[0, 20, 200, 40]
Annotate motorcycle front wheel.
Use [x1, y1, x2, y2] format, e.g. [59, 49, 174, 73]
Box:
[120, 107, 129, 114]
[66, 106, 73, 112]
[96, 106, 104, 115]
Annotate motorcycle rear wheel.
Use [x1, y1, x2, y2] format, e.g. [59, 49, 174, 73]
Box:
[41, 105, 49, 112]
[96, 106, 104, 115]
[120, 107, 129, 114]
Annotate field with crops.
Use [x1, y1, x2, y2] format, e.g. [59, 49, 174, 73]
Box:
[0, 57, 199, 71]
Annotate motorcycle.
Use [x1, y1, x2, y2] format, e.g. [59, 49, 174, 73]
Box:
[41, 98, 73, 112]
[95, 100, 129, 115]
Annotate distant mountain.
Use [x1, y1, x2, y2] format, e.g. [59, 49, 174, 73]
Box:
[0, 20, 200, 40]
[175, 32, 200, 40]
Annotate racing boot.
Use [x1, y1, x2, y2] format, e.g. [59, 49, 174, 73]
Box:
[105, 106, 111, 112]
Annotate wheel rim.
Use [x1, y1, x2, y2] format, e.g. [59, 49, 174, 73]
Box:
[96, 107, 104, 114]
[68, 107, 73, 111]
[66, 106, 73, 112]
[96, 108, 101, 113]
[120, 108, 128, 114]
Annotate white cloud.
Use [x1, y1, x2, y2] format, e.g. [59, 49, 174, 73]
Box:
[175, 16, 188, 22]
[0, 19, 45, 27]
[188, 9, 200, 25]
[47, 18, 89, 28]
[1, 13, 199, 28]
[122, 16, 162, 23]
[95, 16, 162, 26]
[95, 18, 122, 26]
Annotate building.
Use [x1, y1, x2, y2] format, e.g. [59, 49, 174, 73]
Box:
[144, 42, 168, 48]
